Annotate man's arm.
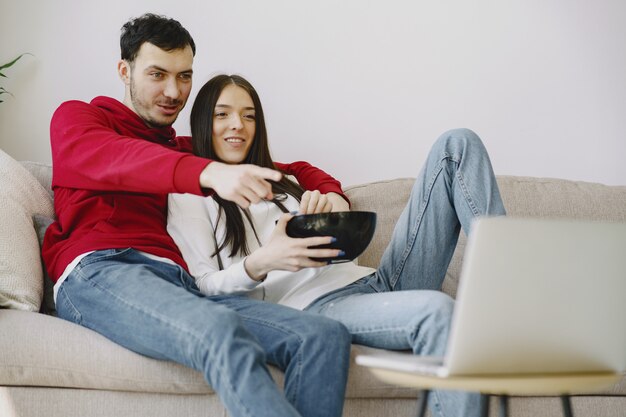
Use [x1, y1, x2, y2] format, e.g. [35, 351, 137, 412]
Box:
[275, 161, 350, 207]
[177, 138, 346, 209]
[51, 100, 209, 195]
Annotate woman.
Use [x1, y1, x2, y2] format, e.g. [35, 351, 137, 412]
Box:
[168, 74, 506, 417]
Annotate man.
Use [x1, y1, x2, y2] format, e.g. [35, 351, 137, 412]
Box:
[43, 13, 351, 417]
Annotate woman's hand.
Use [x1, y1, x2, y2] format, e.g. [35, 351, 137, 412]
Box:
[325, 192, 350, 212]
[299, 191, 350, 214]
[244, 214, 342, 281]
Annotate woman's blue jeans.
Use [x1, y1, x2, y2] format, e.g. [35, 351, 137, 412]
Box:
[306, 128, 507, 417]
[56, 248, 351, 417]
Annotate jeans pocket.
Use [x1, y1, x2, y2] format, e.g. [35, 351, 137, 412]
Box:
[56, 284, 83, 325]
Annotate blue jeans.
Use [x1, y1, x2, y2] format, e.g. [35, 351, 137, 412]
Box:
[306, 129, 506, 417]
[56, 249, 351, 417]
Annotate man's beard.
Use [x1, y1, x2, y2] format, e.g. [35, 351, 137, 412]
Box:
[129, 77, 182, 128]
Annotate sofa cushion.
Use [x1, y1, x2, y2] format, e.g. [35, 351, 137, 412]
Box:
[1, 310, 623, 397]
[20, 161, 53, 200]
[0, 150, 54, 311]
[345, 178, 414, 270]
[443, 176, 626, 297]
[346, 175, 626, 298]
[0, 310, 209, 393]
[497, 175, 626, 221]
[20, 162, 56, 314]
[33, 214, 56, 315]
[0, 310, 417, 398]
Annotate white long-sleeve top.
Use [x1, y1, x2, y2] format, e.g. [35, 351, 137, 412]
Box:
[167, 193, 374, 310]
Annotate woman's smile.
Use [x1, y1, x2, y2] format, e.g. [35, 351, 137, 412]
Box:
[225, 136, 246, 144]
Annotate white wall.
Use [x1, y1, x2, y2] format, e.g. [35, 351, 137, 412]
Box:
[1, 0, 625, 186]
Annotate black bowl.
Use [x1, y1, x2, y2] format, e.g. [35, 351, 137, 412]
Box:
[286, 211, 377, 263]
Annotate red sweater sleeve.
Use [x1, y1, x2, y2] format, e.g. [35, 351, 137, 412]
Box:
[275, 161, 350, 204]
[50, 100, 209, 195]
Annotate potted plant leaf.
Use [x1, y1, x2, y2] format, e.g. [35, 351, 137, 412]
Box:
[1, 53, 31, 104]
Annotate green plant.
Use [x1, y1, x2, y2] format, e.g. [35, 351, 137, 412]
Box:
[0, 53, 31, 104]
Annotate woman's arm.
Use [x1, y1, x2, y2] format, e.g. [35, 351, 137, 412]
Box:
[299, 190, 350, 214]
[168, 194, 342, 290]
[243, 214, 342, 280]
[167, 194, 263, 295]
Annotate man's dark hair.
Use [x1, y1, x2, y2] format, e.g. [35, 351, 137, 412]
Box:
[120, 13, 196, 62]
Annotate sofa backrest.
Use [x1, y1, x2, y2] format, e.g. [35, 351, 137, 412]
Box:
[345, 175, 626, 298]
[21, 162, 626, 299]
[21, 161, 53, 200]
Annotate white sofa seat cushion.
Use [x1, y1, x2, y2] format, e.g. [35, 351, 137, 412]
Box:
[0, 150, 54, 311]
[0, 310, 418, 398]
[0, 310, 211, 394]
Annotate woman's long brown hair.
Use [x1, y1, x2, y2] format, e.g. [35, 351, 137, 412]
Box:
[190, 74, 304, 257]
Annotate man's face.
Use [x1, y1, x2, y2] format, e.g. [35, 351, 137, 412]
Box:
[119, 42, 194, 128]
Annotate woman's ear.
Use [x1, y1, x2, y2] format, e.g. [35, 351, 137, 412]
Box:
[117, 60, 131, 85]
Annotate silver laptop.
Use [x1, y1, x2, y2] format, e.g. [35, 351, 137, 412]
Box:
[356, 217, 626, 377]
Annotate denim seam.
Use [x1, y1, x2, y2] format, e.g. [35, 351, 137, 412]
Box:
[348, 322, 428, 353]
[431, 389, 446, 417]
[199, 332, 256, 417]
[389, 158, 445, 289]
[208, 350, 257, 417]
[411, 323, 428, 354]
[346, 323, 415, 334]
[449, 145, 481, 217]
[455, 167, 480, 217]
[240, 314, 304, 407]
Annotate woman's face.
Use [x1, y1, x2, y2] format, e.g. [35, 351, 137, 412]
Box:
[211, 84, 256, 164]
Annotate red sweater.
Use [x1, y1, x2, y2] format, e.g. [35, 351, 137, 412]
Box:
[43, 96, 345, 282]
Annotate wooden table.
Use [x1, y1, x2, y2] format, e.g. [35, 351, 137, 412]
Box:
[357, 357, 621, 417]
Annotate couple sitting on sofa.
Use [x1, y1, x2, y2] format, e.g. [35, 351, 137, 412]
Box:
[45, 13, 505, 417]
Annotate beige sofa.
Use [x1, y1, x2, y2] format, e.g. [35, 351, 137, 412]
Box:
[1, 157, 625, 417]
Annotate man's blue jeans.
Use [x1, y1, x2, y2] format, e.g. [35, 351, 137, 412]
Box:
[56, 249, 351, 417]
[306, 128, 507, 417]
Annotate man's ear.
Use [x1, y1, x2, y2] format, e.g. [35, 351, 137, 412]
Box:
[117, 60, 131, 85]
